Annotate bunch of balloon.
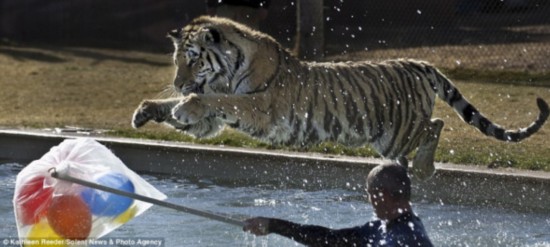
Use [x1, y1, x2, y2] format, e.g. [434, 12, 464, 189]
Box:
[15, 175, 92, 244]
[13, 138, 167, 244]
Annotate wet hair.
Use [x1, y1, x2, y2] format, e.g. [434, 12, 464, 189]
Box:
[366, 163, 411, 201]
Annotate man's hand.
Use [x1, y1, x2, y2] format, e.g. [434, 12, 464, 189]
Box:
[243, 217, 270, 236]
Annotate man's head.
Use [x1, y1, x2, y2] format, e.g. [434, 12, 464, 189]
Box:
[366, 163, 412, 220]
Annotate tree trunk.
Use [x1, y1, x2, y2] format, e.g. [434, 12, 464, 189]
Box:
[295, 0, 324, 61]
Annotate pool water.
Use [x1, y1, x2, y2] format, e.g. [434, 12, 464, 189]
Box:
[1, 163, 549, 246]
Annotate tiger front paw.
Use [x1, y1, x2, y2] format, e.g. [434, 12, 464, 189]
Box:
[171, 94, 210, 125]
[132, 100, 168, 128]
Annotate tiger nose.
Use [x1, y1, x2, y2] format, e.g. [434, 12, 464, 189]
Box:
[173, 75, 184, 91]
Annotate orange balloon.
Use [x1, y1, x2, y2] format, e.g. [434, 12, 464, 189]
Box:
[47, 195, 92, 240]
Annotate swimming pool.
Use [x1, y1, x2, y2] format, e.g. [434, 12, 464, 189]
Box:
[2, 163, 549, 246]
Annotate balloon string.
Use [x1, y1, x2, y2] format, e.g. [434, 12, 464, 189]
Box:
[48, 168, 245, 227]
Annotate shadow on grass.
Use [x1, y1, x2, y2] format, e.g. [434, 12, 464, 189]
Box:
[0, 44, 171, 67]
[0, 46, 66, 63]
[57, 47, 170, 67]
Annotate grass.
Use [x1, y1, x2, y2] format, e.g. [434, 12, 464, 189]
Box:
[443, 68, 550, 87]
[109, 127, 380, 156]
[1, 44, 549, 171]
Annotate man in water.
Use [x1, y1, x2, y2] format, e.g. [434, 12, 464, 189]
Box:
[243, 163, 433, 246]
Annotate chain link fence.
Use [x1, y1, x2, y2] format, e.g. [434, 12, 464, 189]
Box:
[1, 0, 549, 73]
[317, 0, 550, 73]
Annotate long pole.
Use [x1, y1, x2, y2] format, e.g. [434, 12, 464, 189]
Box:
[49, 168, 245, 227]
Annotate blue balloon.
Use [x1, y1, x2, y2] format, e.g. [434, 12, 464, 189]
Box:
[80, 172, 135, 216]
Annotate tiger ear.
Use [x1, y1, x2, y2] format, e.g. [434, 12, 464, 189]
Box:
[200, 28, 221, 44]
[166, 29, 182, 41]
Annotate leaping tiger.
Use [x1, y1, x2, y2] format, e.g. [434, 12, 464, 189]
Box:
[131, 16, 549, 180]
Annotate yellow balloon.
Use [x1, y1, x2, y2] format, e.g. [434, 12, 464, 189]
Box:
[26, 220, 67, 247]
[113, 205, 137, 224]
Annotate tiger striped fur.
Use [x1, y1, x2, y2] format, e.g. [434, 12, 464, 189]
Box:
[132, 16, 549, 180]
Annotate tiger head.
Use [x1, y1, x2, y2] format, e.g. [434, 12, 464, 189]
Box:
[167, 16, 283, 96]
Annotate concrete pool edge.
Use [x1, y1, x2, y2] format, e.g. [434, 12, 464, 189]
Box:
[0, 128, 548, 213]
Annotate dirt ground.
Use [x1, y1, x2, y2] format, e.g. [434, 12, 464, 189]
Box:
[1, 43, 549, 170]
[0, 45, 173, 130]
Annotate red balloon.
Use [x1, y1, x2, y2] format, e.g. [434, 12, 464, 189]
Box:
[16, 176, 54, 225]
[47, 195, 92, 240]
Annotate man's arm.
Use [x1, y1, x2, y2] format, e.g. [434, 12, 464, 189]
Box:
[244, 217, 368, 247]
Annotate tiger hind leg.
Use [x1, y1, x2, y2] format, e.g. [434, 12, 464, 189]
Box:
[411, 119, 444, 180]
